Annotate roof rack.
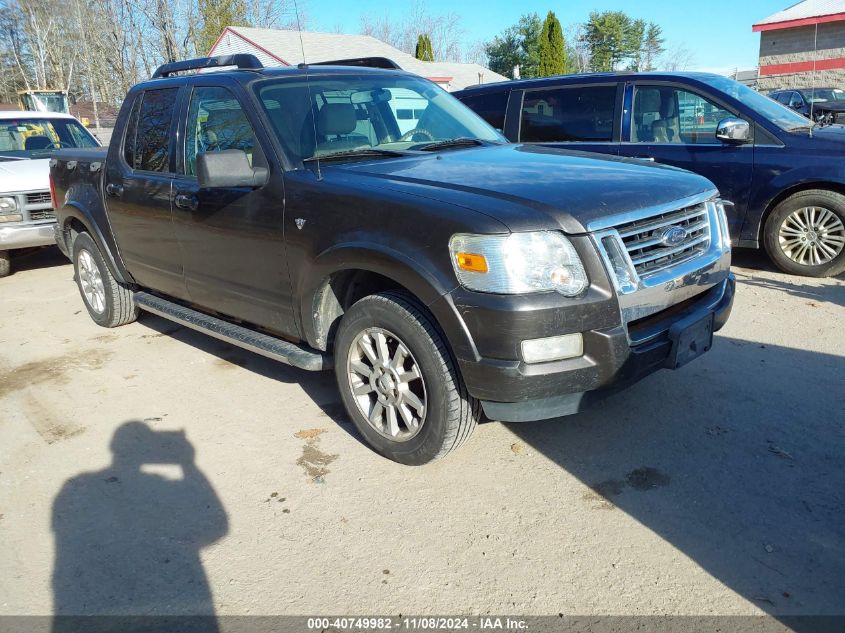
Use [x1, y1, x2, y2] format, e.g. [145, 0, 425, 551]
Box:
[152, 54, 263, 79]
[306, 57, 402, 70]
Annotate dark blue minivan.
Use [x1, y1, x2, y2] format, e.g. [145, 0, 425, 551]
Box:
[456, 73, 845, 277]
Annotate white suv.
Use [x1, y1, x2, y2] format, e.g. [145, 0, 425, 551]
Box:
[0, 110, 99, 277]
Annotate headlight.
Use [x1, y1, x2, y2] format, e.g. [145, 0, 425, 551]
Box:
[449, 231, 588, 296]
[0, 197, 17, 214]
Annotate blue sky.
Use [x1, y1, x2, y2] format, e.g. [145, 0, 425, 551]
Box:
[309, 0, 789, 72]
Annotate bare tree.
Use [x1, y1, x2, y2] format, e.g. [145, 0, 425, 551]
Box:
[360, 1, 464, 62]
[660, 43, 696, 71]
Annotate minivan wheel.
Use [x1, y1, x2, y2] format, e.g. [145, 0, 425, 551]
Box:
[0, 250, 10, 278]
[764, 189, 845, 277]
[72, 232, 139, 327]
[334, 291, 479, 465]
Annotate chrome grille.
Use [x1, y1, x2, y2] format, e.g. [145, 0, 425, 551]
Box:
[614, 203, 711, 276]
[26, 191, 52, 205]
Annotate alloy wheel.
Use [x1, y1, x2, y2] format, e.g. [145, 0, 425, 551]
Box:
[778, 206, 845, 267]
[347, 327, 427, 442]
[77, 249, 106, 314]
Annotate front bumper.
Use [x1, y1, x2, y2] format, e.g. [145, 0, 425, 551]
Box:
[0, 221, 57, 250]
[463, 275, 734, 422]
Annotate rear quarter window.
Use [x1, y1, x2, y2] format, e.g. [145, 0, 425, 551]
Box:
[457, 90, 508, 130]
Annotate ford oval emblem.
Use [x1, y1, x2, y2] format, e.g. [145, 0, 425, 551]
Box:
[660, 225, 688, 247]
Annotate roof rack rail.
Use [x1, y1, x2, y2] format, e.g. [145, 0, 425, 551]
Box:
[306, 57, 402, 70]
[152, 54, 263, 79]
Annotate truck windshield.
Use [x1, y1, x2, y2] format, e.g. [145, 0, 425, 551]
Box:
[255, 74, 505, 166]
[697, 75, 813, 132]
[0, 117, 98, 160]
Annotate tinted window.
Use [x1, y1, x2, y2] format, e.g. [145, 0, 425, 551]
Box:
[632, 86, 733, 145]
[774, 92, 790, 105]
[124, 88, 177, 172]
[520, 85, 617, 142]
[789, 92, 804, 108]
[185, 86, 255, 176]
[457, 90, 508, 130]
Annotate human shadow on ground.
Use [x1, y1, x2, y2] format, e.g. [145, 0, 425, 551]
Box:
[51, 421, 228, 633]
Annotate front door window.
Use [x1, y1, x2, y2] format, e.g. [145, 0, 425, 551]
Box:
[632, 86, 735, 145]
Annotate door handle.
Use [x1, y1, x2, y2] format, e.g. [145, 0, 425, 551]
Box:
[174, 193, 199, 211]
[105, 183, 124, 197]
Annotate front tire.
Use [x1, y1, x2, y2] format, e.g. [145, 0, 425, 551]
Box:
[0, 250, 9, 278]
[334, 291, 479, 465]
[72, 232, 138, 327]
[764, 190, 845, 277]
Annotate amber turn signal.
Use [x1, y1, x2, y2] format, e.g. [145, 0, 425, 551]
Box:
[455, 252, 489, 273]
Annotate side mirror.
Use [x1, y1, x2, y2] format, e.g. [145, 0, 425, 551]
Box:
[196, 150, 268, 188]
[715, 118, 751, 144]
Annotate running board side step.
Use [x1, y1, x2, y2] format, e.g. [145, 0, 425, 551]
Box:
[133, 292, 331, 371]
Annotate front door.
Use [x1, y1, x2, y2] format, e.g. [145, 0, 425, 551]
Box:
[172, 84, 297, 337]
[619, 83, 754, 239]
[103, 87, 186, 299]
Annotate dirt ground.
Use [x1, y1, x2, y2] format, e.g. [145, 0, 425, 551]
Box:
[0, 247, 843, 623]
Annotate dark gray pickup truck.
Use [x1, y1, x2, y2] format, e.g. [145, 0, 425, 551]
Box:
[50, 55, 735, 464]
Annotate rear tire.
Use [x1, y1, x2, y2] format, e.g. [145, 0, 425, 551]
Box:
[334, 291, 479, 465]
[0, 250, 9, 278]
[763, 189, 845, 277]
[72, 232, 138, 327]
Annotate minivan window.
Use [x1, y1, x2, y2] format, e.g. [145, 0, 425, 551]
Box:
[632, 86, 733, 144]
[696, 75, 811, 131]
[457, 91, 508, 130]
[124, 88, 178, 172]
[520, 85, 616, 142]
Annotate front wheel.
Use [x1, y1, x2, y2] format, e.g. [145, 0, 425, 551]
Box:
[334, 291, 479, 465]
[72, 232, 139, 327]
[764, 189, 845, 277]
[0, 250, 9, 278]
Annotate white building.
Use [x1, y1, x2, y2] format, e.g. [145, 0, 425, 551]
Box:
[209, 26, 507, 92]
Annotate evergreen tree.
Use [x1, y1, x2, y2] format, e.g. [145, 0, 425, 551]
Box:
[641, 23, 665, 71]
[415, 33, 434, 61]
[537, 11, 567, 76]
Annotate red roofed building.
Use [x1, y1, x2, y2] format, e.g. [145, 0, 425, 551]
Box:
[754, 0, 845, 90]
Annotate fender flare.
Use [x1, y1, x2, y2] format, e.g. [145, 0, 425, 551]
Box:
[299, 243, 477, 361]
[58, 201, 134, 285]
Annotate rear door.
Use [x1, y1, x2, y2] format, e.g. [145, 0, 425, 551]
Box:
[619, 82, 754, 238]
[172, 81, 297, 337]
[514, 82, 622, 156]
[103, 86, 186, 299]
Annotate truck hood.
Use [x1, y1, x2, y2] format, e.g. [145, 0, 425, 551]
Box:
[0, 158, 50, 193]
[335, 144, 717, 233]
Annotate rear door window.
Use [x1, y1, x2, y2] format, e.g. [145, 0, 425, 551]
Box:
[123, 88, 178, 172]
[520, 85, 617, 142]
[457, 91, 509, 130]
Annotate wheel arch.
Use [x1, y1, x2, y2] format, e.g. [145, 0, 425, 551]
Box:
[58, 202, 133, 285]
[757, 181, 845, 243]
[301, 245, 474, 363]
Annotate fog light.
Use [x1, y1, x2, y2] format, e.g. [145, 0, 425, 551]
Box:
[521, 333, 583, 364]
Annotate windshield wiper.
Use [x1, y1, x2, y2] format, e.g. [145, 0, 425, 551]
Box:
[417, 137, 489, 151]
[304, 148, 410, 162]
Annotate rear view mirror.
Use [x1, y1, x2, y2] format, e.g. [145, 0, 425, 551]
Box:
[196, 150, 268, 188]
[715, 118, 751, 144]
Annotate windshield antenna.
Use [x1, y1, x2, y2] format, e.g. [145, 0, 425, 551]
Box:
[293, 0, 321, 179]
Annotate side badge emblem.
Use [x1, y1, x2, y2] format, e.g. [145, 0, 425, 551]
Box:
[295, 218, 306, 230]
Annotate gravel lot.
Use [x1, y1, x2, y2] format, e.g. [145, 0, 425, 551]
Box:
[1, 247, 843, 624]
